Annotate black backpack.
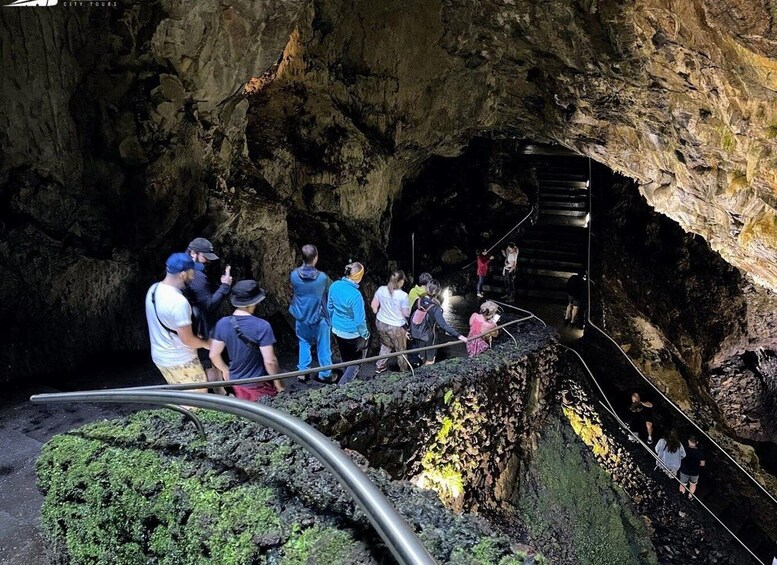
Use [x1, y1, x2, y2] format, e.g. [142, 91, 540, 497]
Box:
[409, 296, 436, 341]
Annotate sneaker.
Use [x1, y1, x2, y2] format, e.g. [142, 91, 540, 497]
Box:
[373, 366, 387, 376]
[477, 292, 484, 297]
[297, 374, 310, 383]
[647, 437, 654, 445]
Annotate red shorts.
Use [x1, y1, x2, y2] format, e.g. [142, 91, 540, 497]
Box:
[232, 382, 277, 402]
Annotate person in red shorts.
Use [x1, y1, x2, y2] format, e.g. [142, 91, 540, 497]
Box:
[210, 280, 285, 401]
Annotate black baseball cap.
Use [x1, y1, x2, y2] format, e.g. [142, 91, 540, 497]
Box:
[187, 237, 219, 260]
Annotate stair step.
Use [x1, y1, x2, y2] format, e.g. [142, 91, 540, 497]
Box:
[520, 258, 585, 271]
[538, 175, 588, 183]
[540, 209, 588, 217]
[519, 248, 584, 261]
[540, 201, 588, 210]
[522, 266, 578, 278]
[539, 193, 588, 202]
[537, 215, 588, 227]
[539, 186, 589, 195]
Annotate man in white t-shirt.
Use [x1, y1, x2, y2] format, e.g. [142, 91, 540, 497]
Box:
[144, 253, 211, 391]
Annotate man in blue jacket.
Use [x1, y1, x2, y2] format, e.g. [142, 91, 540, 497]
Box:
[327, 261, 370, 385]
[289, 244, 334, 382]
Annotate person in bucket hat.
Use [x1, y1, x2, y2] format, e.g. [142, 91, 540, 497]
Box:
[210, 280, 284, 401]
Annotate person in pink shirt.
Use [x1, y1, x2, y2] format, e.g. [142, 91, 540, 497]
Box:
[475, 249, 494, 297]
[467, 301, 500, 357]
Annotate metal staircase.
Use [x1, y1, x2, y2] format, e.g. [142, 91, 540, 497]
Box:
[484, 149, 589, 303]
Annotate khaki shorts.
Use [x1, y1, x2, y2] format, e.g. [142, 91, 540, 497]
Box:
[156, 358, 208, 391]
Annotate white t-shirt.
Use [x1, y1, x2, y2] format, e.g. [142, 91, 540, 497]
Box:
[504, 249, 518, 270]
[145, 282, 196, 367]
[374, 286, 410, 327]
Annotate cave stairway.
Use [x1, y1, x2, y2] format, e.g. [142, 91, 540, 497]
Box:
[482, 154, 589, 303]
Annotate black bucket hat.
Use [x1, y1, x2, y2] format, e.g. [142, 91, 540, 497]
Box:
[230, 280, 266, 307]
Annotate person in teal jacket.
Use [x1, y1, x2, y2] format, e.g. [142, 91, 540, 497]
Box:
[327, 261, 370, 385]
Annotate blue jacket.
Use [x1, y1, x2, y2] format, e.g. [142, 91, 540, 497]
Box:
[289, 265, 331, 325]
[327, 278, 369, 339]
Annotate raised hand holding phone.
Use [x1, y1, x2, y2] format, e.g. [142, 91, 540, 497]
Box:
[221, 265, 233, 286]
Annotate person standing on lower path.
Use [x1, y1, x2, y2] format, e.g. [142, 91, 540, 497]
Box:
[501, 242, 518, 300]
[466, 300, 500, 357]
[145, 253, 211, 392]
[371, 270, 410, 375]
[629, 392, 654, 444]
[289, 244, 334, 383]
[564, 271, 587, 327]
[410, 280, 468, 365]
[210, 280, 284, 401]
[184, 237, 233, 392]
[408, 271, 432, 309]
[327, 262, 370, 385]
[679, 436, 706, 499]
[655, 429, 686, 477]
[475, 249, 494, 298]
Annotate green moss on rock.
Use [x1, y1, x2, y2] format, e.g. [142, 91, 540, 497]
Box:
[515, 411, 657, 565]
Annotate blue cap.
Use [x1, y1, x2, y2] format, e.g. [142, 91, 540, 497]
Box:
[165, 252, 195, 274]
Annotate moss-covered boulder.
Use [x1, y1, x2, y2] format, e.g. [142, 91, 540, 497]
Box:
[37, 408, 541, 564]
[36, 332, 559, 564]
[270, 326, 559, 513]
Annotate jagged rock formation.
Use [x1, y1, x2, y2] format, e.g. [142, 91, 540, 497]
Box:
[592, 171, 777, 446]
[1, 0, 776, 386]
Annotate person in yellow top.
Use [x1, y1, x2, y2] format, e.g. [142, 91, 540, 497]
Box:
[408, 272, 432, 309]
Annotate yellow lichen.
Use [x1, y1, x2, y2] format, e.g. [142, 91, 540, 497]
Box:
[740, 209, 777, 248]
[562, 406, 614, 461]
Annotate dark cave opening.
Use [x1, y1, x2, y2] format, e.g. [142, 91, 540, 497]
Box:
[386, 138, 535, 286]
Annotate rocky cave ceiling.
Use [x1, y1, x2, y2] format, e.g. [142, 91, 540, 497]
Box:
[1, 0, 777, 377]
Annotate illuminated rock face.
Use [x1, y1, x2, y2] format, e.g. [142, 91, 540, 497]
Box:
[1, 0, 776, 378]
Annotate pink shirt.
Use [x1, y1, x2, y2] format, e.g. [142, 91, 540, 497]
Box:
[476, 255, 491, 276]
[467, 313, 497, 357]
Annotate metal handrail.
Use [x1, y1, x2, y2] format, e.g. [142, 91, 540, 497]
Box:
[559, 344, 764, 565]
[461, 207, 535, 271]
[29, 390, 437, 565]
[584, 157, 777, 508]
[131, 316, 537, 392]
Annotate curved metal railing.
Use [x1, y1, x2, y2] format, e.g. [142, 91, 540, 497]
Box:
[127, 315, 539, 392]
[29, 390, 437, 565]
[584, 157, 777, 509]
[461, 206, 536, 271]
